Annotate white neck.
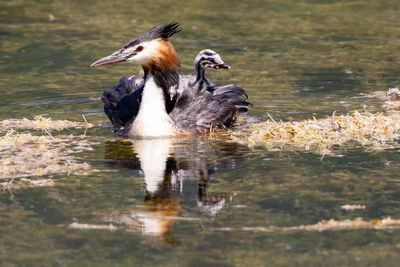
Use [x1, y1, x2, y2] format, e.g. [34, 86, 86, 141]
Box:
[129, 75, 177, 138]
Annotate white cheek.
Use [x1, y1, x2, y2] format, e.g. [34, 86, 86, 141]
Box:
[138, 50, 153, 63]
[126, 52, 148, 64]
[126, 56, 138, 63]
[126, 41, 160, 65]
[215, 55, 223, 64]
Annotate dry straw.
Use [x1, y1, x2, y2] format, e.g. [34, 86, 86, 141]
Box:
[0, 115, 92, 131]
[0, 116, 95, 190]
[232, 88, 400, 155]
[213, 217, 400, 233]
[232, 110, 400, 155]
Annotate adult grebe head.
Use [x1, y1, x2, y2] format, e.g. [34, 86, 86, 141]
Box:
[91, 23, 181, 90]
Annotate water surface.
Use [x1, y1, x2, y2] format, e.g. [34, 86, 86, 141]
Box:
[1, 0, 400, 266]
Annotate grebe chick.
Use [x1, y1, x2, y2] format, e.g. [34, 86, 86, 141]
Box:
[92, 23, 250, 137]
[190, 49, 230, 91]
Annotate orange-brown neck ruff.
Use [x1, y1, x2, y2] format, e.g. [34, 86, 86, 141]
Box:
[144, 40, 180, 91]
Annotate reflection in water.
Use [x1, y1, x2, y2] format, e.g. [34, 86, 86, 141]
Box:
[135, 139, 176, 194]
[197, 175, 233, 217]
[102, 137, 242, 240]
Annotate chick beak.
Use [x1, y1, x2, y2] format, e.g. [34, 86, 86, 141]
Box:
[90, 51, 134, 67]
[214, 62, 230, 69]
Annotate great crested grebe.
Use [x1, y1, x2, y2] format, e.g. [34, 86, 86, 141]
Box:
[102, 49, 233, 133]
[91, 23, 250, 137]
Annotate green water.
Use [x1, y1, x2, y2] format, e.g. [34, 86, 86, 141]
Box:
[1, 0, 400, 266]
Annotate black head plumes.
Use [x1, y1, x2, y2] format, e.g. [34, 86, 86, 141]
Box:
[122, 23, 181, 49]
[145, 23, 181, 40]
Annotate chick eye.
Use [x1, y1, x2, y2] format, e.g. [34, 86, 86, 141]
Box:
[136, 46, 144, 52]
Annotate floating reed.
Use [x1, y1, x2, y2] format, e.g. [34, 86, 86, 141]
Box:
[0, 130, 92, 181]
[0, 116, 96, 189]
[0, 116, 92, 131]
[233, 110, 400, 155]
[213, 217, 400, 233]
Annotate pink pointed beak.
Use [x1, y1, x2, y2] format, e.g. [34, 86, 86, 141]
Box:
[90, 52, 134, 67]
[214, 62, 230, 69]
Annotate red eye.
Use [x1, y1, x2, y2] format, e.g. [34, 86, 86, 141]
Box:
[136, 46, 143, 52]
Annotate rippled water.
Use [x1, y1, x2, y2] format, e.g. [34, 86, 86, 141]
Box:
[1, 0, 400, 265]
